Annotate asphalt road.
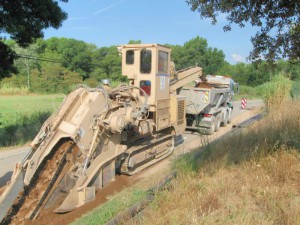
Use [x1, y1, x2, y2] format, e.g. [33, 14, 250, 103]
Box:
[232, 99, 263, 118]
[0, 146, 30, 187]
[0, 99, 263, 187]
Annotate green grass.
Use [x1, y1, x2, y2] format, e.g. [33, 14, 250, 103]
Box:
[0, 94, 64, 147]
[0, 94, 64, 128]
[71, 188, 147, 225]
[0, 111, 52, 147]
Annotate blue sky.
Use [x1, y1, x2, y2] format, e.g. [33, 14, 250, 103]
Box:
[44, 0, 260, 64]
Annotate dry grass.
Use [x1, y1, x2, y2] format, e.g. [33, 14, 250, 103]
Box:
[130, 100, 300, 225]
[133, 151, 300, 225]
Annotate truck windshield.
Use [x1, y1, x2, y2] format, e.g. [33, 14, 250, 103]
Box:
[140, 49, 151, 74]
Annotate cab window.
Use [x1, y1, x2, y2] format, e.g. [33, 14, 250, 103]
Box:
[140, 50, 151, 74]
[158, 50, 168, 74]
[126, 50, 134, 64]
[140, 80, 151, 96]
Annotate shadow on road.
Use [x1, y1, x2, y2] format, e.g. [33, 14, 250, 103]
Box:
[0, 111, 51, 147]
[0, 171, 12, 188]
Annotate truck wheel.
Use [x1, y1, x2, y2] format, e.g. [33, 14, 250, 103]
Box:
[221, 111, 228, 127]
[215, 115, 221, 132]
[205, 124, 215, 135]
[227, 108, 232, 124]
[205, 116, 216, 135]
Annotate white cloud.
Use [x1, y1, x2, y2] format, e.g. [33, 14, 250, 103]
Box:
[94, 1, 123, 15]
[231, 53, 245, 63]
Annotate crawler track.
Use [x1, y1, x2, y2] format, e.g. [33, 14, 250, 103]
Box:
[121, 134, 174, 175]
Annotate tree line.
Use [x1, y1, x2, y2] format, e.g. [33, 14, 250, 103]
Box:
[0, 36, 299, 94]
[1, 0, 299, 81]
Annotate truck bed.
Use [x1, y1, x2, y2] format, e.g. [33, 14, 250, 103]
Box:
[179, 84, 231, 115]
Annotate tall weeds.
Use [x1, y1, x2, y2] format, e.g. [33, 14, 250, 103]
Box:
[256, 74, 292, 108]
[291, 80, 300, 100]
[0, 83, 29, 95]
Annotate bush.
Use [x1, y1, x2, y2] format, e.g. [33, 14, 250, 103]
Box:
[235, 85, 258, 99]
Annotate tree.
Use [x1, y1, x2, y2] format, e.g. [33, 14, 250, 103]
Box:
[0, 41, 16, 78]
[128, 40, 142, 44]
[202, 47, 225, 74]
[38, 38, 96, 79]
[186, 0, 300, 61]
[93, 46, 122, 81]
[0, 0, 68, 78]
[14, 44, 39, 88]
[167, 36, 225, 74]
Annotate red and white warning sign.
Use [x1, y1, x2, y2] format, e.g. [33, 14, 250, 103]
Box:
[241, 98, 247, 109]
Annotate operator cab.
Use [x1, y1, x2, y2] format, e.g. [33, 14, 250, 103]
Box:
[120, 44, 171, 110]
[120, 44, 180, 132]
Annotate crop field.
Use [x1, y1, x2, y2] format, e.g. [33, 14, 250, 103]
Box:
[0, 94, 64, 128]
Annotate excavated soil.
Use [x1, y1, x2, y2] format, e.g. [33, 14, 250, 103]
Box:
[29, 175, 136, 225]
[3, 142, 73, 225]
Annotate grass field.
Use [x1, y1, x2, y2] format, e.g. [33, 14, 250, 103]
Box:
[0, 94, 64, 147]
[0, 94, 64, 128]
